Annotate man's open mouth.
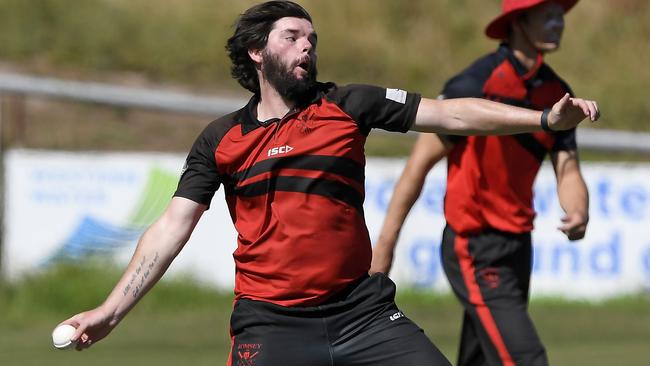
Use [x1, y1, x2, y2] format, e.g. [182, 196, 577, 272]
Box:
[296, 58, 310, 71]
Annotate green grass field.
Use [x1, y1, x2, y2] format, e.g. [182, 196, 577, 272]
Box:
[1, 264, 649, 365]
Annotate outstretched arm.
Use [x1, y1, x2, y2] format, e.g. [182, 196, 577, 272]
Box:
[552, 149, 589, 240]
[58, 196, 207, 350]
[413, 93, 599, 134]
[370, 134, 453, 275]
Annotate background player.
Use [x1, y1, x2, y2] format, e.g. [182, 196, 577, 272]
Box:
[372, 1, 587, 365]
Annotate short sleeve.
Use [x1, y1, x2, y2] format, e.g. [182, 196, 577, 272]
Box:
[174, 122, 222, 207]
[325, 84, 421, 135]
[439, 73, 484, 99]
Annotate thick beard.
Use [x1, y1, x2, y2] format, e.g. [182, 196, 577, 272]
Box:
[262, 50, 317, 102]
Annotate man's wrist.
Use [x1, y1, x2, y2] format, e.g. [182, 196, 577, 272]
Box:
[540, 108, 553, 132]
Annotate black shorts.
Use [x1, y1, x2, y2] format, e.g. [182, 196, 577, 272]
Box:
[441, 225, 547, 366]
[228, 273, 451, 366]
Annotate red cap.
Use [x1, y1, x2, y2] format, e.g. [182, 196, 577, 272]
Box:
[485, 0, 578, 40]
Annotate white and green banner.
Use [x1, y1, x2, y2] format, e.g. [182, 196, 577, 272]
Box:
[3, 150, 649, 299]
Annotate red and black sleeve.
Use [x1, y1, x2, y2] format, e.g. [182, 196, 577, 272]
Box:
[174, 114, 239, 207]
[325, 84, 421, 135]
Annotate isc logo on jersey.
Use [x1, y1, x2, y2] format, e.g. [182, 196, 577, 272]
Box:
[267, 145, 294, 157]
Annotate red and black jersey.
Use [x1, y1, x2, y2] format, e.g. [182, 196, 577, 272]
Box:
[440, 44, 577, 235]
[175, 82, 421, 306]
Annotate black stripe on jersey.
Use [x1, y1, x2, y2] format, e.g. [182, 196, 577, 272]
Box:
[511, 134, 547, 162]
[230, 155, 365, 186]
[230, 176, 364, 214]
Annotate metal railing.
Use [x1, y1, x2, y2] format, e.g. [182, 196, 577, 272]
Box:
[1, 72, 649, 153]
[0, 72, 246, 117]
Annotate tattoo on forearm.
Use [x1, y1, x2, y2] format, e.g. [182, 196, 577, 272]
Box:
[122, 253, 160, 298]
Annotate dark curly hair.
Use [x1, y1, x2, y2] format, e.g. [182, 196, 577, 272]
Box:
[226, 1, 312, 94]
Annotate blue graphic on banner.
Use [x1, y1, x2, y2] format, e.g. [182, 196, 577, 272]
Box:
[45, 217, 143, 263]
[43, 167, 178, 265]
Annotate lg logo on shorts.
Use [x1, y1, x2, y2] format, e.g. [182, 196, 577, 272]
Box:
[267, 145, 294, 157]
[389, 311, 405, 321]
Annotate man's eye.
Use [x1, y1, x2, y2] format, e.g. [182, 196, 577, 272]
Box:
[286, 37, 296, 42]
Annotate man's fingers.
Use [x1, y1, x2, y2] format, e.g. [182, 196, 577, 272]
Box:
[62, 315, 85, 342]
[549, 94, 603, 130]
[75, 334, 91, 351]
[570, 98, 591, 117]
[62, 313, 97, 350]
[589, 100, 600, 121]
[558, 214, 587, 240]
[580, 99, 599, 121]
[557, 215, 578, 231]
[557, 223, 574, 232]
[72, 324, 86, 343]
[568, 98, 601, 121]
[555, 93, 571, 113]
[58, 315, 82, 342]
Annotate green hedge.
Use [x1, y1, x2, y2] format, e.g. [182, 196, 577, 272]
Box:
[1, 0, 649, 131]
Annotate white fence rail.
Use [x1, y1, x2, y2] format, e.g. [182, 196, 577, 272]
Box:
[0, 72, 245, 116]
[1, 72, 649, 153]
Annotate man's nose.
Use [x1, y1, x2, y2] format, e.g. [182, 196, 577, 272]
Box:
[549, 16, 565, 30]
[301, 39, 313, 53]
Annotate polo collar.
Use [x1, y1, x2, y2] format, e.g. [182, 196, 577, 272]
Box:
[239, 94, 277, 135]
[498, 43, 545, 81]
[238, 82, 333, 135]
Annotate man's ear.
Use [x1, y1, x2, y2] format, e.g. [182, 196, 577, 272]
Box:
[249, 49, 263, 64]
[509, 18, 525, 38]
[512, 12, 529, 30]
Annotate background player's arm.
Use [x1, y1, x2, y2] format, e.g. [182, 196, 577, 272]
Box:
[552, 149, 589, 240]
[412, 93, 599, 134]
[59, 197, 207, 349]
[370, 134, 453, 275]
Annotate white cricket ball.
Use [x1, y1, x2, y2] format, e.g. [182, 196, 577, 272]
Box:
[52, 324, 77, 350]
